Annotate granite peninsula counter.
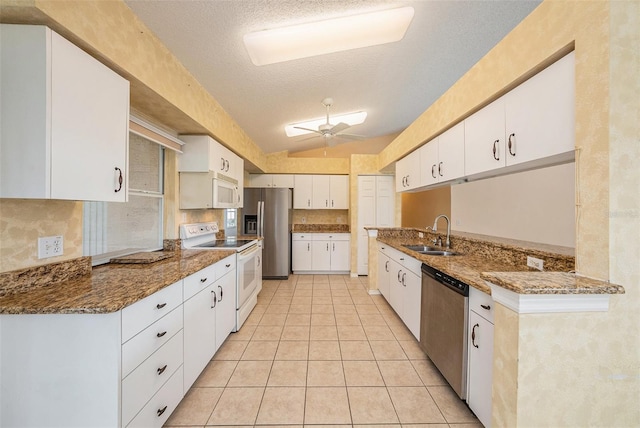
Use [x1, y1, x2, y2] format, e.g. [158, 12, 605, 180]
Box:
[0, 249, 235, 314]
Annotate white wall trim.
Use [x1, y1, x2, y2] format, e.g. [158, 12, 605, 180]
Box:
[368, 289, 381, 295]
[350, 273, 358, 278]
[488, 282, 610, 314]
[367, 229, 378, 238]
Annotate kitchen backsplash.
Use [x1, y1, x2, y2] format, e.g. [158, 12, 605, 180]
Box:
[292, 209, 348, 225]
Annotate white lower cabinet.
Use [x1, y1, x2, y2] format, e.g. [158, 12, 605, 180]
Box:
[377, 243, 421, 340]
[293, 233, 351, 273]
[467, 287, 495, 428]
[0, 257, 239, 427]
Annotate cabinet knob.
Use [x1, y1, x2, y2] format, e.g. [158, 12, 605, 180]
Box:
[156, 303, 167, 310]
[200, 277, 208, 283]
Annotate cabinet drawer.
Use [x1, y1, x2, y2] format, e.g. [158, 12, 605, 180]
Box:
[183, 263, 217, 301]
[122, 305, 183, 378]
[214, 254, 236, 278]
[122, 280, 183, 343]
[469, 287, 494, 324]
[292, 233, 311, 241]
[126, 365, 184, 428]
[312, 233, 349, 241]
[122, 330, 184, 426]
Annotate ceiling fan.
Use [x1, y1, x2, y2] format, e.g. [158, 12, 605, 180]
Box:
[295, 98, 365, 146]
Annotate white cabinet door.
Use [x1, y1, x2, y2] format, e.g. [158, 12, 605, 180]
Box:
[292, 239, 312, 271]
[249, 174, 273, 187]
[311, 240, 331, 271]
[438, 121, 465, 182]
[504, 51, 575, 167]
[402, 269, 421, 340]
[214, 270, 237, 351]
[183, 285, 216, 391]
[312, 175, 331, 209]
[395, 152, 421, 192]
[464, 97, 506, 176]
[357, 176, 376, 275]
[293, 175, 313, 209]
[272, 174, 295, 188]
[0, 25, 129, 202]
[467, 310, 494, 428]
[377, 251, 391, 301]
[375, 176, 395, 227]
[388, 259, 404, 316]
[330, 240, 350, 272]
[329, 175, 349, 209]
[419, 138, 439, 187]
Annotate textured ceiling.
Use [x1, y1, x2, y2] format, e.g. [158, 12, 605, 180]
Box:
[125, 0, 541, 154]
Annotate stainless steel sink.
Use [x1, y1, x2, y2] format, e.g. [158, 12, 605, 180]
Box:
[402, 244, 459, 256]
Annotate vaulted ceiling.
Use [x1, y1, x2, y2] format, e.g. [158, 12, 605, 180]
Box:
[125, 0, 541, 154]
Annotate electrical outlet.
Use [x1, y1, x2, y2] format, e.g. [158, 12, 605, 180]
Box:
[38, 235, 63, 259]
[527, 256, 544, 271]
[418, 232, 424, 238]
[301, 217, 306, 224]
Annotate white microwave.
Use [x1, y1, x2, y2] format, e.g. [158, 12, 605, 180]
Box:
[179, 172, 239, 209]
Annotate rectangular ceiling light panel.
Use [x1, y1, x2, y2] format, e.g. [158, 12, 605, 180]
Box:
[244, 7, 415, 66]
[285, 111, 367, 137]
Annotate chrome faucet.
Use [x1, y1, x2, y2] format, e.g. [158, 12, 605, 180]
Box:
[432, 214, 451, 248]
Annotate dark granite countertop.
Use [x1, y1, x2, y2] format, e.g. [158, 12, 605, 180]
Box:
[0, 249, 236, 315]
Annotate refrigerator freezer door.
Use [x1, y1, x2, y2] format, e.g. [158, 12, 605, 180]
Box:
[262, 188, 291, 278]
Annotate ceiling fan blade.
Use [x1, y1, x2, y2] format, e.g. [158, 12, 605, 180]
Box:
[294, 126, 321, 134]
[334, 133, 366, 140]
[330, 122, 351, 134]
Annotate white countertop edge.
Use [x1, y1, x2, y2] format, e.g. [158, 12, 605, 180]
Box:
[487, 282, 610, 314]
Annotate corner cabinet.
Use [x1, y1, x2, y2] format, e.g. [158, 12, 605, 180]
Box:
[395, 151, 421, 192]
[0, 24, 130, 202]
[467, 287, 495, 428]
[293, 175, 349, 209]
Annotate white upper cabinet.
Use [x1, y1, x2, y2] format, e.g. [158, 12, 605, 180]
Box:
[178, 135, 244, 183]
[419, 137, 439, 187]
[395, 151, 421, 192]
[503, 51, 575, 166]
[293, 175, 313, 209]
[248, 174, 294, 188]
[0, 24, 130, 202]
[437, 122, 465, 181]
[464, 97, 506, 177]
[293, 175, 349, 210]
[465, 52, 575, 177]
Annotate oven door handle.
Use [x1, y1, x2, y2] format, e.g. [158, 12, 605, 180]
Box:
[238, 244, 259, 259]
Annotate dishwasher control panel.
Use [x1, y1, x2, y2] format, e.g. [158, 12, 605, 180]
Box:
[422, 264, 470, 296]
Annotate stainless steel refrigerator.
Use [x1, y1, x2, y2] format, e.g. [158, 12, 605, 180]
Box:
[242, 188, 292, 279]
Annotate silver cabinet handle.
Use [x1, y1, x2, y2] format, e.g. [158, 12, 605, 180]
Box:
[325, 199, 328, 207]
[307, 243, 310, 251]
[157, 405, 168, 417]
[211, 290, 217, 308]
[508, 133, 516, 156]
[200, 277, 207, 283]
[402, 272, 406, 286]
[326, 243, 329, 251]
[307, 199, 311, 207]
[438, 162, 443, 177]
[397, 270, 402, 283]
[492, 139, 500, 161]
[385, 261, 389, 272]
[218, 285, 223, 301]
[332, 243, 335, 251]
[156, 303, 167, 310]
[157, 364, 167, 375]
[481, 304, 491, 311]
[156, 331, 167, 338]
[431, 164, 436, 178]
[114, 167, 123, 193]
[221, 158, 225, 171]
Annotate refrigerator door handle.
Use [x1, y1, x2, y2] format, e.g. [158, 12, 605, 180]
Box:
[260, 200, 265, 238]
[256, 200, 262, 237]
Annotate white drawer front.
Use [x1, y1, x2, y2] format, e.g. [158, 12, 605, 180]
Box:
[183, 263, 217, 301]
[122, 305, 183, 378]
[292, 233, 311, 241]
[126, 365, 184, 428]
[469, 286, 494, 324]
[214, 254, 236, 278]
[122, 330, 184, 426]
[122, 280, 183, 343]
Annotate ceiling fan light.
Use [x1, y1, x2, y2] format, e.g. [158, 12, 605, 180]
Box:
[285, 111, 367, 137]
[243, 7, 415, 66]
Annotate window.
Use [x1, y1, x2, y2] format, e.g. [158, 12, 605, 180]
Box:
[83, 132, 164, 265]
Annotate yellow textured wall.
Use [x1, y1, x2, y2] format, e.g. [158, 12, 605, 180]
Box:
[0, 200, 83, 272]
[289, 133, 399, 159]
[401, 187, 451, 229]
[265, 151, 349, 174]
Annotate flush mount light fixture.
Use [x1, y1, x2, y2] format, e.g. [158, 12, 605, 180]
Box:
[285, 111, 367, 137]
[243, 6, 415, 66]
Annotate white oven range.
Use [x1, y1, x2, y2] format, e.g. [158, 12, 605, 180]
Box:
[180, 222, 261, 330]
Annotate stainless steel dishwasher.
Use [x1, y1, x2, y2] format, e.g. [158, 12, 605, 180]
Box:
[420, 263, 469, 399]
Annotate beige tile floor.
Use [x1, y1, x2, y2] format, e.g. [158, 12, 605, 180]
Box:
[165, 274, 481, 428]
